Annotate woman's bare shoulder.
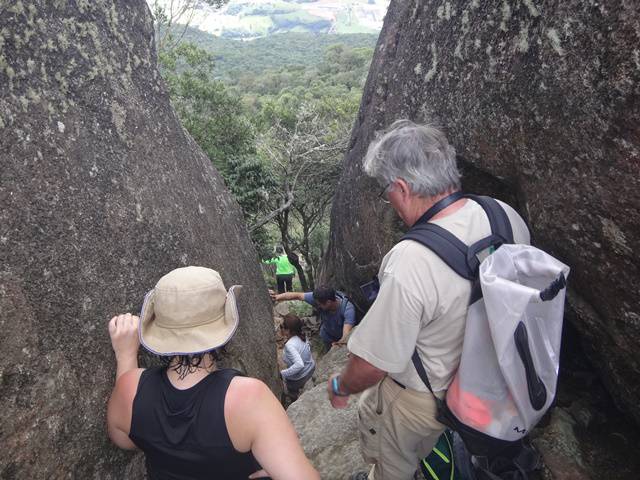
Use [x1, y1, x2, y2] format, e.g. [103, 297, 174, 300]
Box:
[115, 368, 146, 397]
[226, 376, 272, 406]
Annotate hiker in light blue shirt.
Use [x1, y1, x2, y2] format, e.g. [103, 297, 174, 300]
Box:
[273, 286, 356, 351]
[280, 314, 316, 400]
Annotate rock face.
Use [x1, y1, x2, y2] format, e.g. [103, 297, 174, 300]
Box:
[533, 410, 590, 480]
[287, 346, 369, 478]
[0, 1, 276, 478]
[323, 1, 640, 423]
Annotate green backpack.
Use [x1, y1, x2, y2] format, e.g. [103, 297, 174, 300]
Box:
[420, 430, 463, 480]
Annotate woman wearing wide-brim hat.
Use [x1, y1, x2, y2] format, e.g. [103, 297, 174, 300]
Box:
[106, 266, 319, 480]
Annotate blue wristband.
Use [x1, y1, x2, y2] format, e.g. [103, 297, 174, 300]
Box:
[331, 376, 349, 397]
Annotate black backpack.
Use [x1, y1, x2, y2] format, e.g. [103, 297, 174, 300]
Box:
[335, 290, 364, 325]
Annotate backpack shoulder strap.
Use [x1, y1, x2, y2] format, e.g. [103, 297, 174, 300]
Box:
[412, 349, 435, 393]
[401, 223, 476, 280]
[401, 195, 515, 281]
[402, 194, 515, 395]
[336, 291, 350, 317]
[466, 194, 514, 244]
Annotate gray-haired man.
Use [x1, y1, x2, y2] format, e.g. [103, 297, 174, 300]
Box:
[327, 120, 530, 480]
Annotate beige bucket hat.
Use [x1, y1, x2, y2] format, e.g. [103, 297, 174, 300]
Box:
[139, 266, 241, 355]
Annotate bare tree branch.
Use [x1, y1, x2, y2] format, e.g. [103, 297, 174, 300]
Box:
[250, 191, 294, 232]
[251, 100, 353, 285]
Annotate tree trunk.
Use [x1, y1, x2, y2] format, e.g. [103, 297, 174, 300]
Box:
[288, 250, 309, 292]
[300, 215, 316, 290]
[278, 211, 309, 291]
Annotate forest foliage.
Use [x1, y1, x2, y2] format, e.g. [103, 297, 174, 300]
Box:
[156, 16, 377, 288]
[178, 26, 377, 83]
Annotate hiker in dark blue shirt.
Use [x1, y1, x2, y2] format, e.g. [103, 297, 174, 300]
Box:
[272, 285, 356, 351]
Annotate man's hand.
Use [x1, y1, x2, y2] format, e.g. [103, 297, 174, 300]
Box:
[328, 354, 386, 405]
[327, 373, 350, 409]
[332, 327, 352, 347]
[108, 313, 140, 379]
[269, 289, 277, 301]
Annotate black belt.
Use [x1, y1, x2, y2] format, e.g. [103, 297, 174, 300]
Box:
[390, 377, 406, 389]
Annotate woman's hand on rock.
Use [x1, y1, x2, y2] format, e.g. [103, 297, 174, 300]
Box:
[108, 313, 140, 359]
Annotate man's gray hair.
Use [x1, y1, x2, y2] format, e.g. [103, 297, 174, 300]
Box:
[363, 119, 461, 197]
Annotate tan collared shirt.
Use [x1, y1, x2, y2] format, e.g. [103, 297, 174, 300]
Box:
[348, 199, 530, 392]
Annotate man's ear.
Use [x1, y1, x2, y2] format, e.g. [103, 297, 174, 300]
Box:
[395, 178, 410, 196]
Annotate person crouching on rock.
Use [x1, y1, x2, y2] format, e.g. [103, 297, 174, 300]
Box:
[272, 286, 356, 352]
[280, 314, 316, 401]
[106, 266, 319, 480]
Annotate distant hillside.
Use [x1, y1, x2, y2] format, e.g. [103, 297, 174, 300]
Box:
[152, 0, 389, 39]
[179, 27, 379, 82]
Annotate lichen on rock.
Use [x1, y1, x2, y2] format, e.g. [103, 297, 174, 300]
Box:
[0, 1, 277, 478]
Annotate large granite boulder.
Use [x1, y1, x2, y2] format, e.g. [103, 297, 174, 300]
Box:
[533, 409, 590, 480]
[287, 345, 369, 478]
[0, 1, 275, 478]
[323, 1, 640, 423]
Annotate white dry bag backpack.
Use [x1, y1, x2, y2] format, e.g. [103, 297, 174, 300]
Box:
[402, 192, 569, 479]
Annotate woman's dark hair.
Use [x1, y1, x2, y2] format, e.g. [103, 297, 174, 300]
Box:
[282, 313, 305, 341]
[276, 246, 284, 254]
[160, 350, 219, 380]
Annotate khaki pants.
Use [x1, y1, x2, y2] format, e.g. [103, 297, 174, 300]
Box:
[358, 376, 445, 480]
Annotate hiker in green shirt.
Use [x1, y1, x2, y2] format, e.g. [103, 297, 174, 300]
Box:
[263, 246, 296, 293]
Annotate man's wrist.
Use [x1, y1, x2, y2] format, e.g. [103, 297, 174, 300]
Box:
[331, 375, 349, 397]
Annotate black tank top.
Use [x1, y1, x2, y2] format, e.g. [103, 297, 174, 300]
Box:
[129, 367, 261, 480]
